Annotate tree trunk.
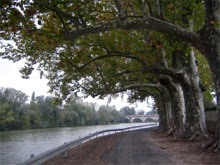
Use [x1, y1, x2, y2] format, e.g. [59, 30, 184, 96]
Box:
[179, 72, 208, 139]
[189, 19, 207, 137]
[159, 85, 174, 134]
[202, 30, 220, 151]
[188, 48, 208, 138]
[159, 76, 185, 136]
[200, 0, 220, 152]
[176, 84, 186, 132]
[157, 95, 168, 132]
[204, 49, 220, 152]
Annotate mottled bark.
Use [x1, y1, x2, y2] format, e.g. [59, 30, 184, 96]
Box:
[200, 0, 220, 151]
[176, 71, 207, 138]
[189, 48, 207, 136]
[159, 76, 185, 136]
[157, 95, 167, 132]
[189, 20, 207, 136]
[176, 84, 186, 131]
[160, 86, 173, 134]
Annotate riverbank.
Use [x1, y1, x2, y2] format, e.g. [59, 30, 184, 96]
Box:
[44, 127, 219, 165]
[0, 123, 149, 164]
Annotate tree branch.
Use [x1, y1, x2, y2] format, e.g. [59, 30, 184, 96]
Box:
[75, 52, 147, 71]
[63, 17, 200, 49]
[114, 0, 127, 20]
[90, 83, 160, 97]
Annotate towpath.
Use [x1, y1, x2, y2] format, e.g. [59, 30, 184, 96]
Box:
[101, 128, 174, 165]
[45, 127, 175, 165]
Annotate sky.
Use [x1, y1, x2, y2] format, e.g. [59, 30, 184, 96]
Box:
[0, 58, 154, 112]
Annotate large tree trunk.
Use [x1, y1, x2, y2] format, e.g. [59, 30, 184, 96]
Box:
[205, 48, 220, 152]
[157, 94, 168, 133]
[178, 71, 208, 139]
[176, 84, 186, 132]
[187, 19, 208, 139]
[159, 85, 174, 134]
[202, 25, 220, 151]
[159, 76, 186, 136]
[200, 0, 220, 152]
[188, 47, 208, 138]
[160, 45, 207, 138]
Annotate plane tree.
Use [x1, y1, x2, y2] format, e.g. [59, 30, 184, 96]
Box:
[43, 29, 212, 139]
[0, 0, 219, 151]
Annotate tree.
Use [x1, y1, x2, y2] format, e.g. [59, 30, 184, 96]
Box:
[138, 110, 145, 115]
[0, 103, 14, 131]
[98, 105, 115, 124]
[0, 87, 29, 129]
[120, 106, 136, 115]
[111, 109, 125, 123]
[0, 88, 28, 114]
[63, 110, 79, 126]
[0, 0, 219, 151]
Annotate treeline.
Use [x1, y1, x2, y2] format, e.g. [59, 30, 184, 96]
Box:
[0, 87, 146, 131]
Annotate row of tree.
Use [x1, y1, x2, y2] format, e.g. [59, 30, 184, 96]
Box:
[0, 0, 219, 151]
[0, 87, 152, 131]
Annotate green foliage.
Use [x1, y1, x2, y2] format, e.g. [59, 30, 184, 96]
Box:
[98, 105, 113, 124]
[138, 110, 145, 115]
[0, 103, 14, 131]
[0, 1, 216, 137]
[62, 110, 79, 126]
[120, 106, 135, 115]
[97, 105, 125, 124]
[203, 91, 216, 111]
[0, 87, 128, 131]
[0, 0, 207, 102]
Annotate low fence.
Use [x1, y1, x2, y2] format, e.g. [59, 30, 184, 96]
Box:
[19, 123, 158, 165]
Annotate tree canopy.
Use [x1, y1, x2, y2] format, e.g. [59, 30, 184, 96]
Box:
[0, 0, 219, 151]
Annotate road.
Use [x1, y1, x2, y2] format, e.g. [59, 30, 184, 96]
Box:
[101, 128, 174, 165]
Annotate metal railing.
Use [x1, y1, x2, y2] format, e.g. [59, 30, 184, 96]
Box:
[18, 123, 158, 165]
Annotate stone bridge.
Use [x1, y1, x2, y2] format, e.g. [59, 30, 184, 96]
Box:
[125, 114, 159, 123]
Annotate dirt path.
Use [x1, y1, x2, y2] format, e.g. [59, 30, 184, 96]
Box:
[102, 129, 174, 165]
[45, 127, 219, 165]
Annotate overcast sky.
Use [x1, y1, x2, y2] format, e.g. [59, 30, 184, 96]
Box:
[0, 58, 153, 112]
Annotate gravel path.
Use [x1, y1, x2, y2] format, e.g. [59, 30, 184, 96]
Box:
[102, 128, 174, 165]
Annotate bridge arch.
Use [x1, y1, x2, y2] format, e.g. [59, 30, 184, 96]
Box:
[132, 118, 143, 123]
[144, 118, 155, 123]
[124, 118, 131, 123]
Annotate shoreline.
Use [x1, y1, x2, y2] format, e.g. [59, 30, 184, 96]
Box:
[44, 127, 219, 165]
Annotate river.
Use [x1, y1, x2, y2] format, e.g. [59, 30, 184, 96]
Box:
[0, 123, 151, 165]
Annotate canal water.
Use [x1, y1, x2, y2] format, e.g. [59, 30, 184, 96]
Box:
[0, 123, 151, 164]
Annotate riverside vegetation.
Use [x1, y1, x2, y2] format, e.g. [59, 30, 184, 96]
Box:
[0, 87, 153, 131]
